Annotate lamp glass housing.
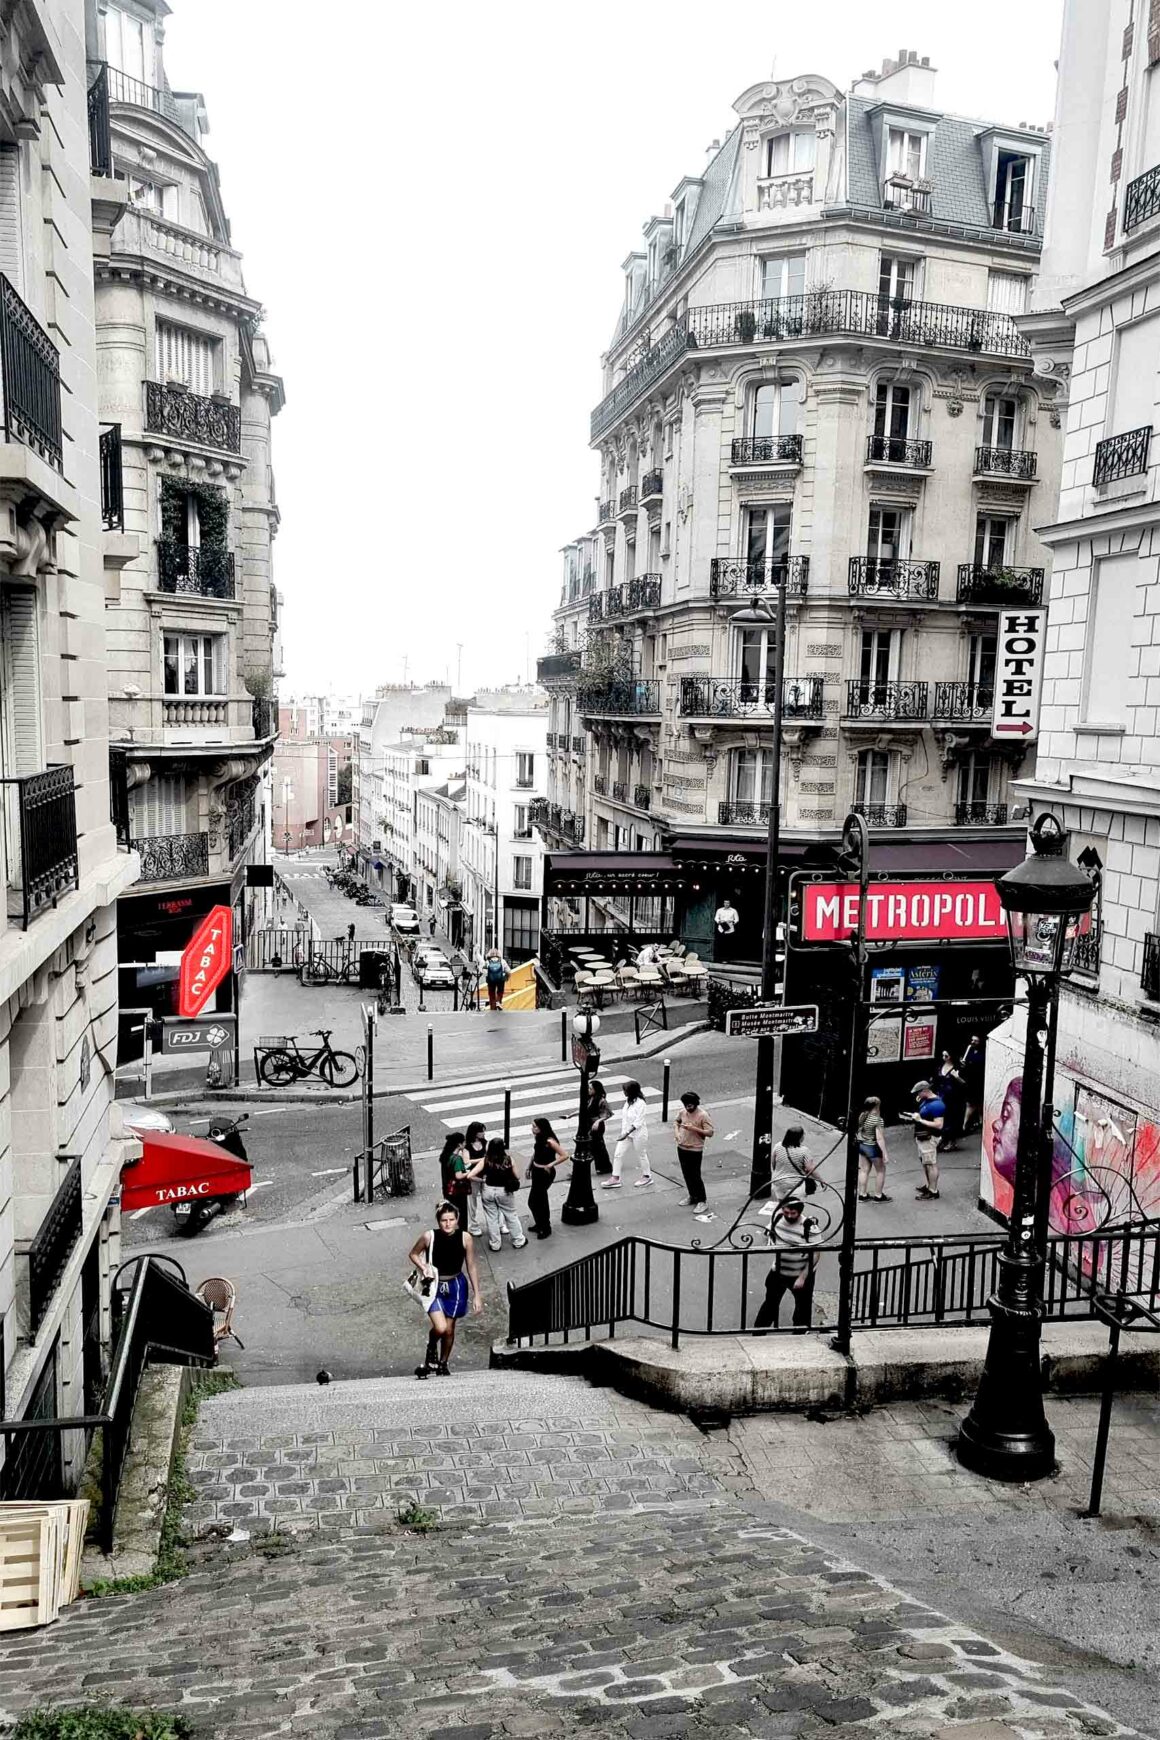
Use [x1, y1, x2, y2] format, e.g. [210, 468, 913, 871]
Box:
[1004, 907, 1088, 977]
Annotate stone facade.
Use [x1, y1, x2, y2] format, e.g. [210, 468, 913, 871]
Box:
[461, 692, 548, 960]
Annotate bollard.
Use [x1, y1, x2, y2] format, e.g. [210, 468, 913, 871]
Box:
[427, 1023, 434, 1082]
[662, 1056, 671, 1125]
[504, 1081, 512, 1148]
[561, 1008, 568, 1062]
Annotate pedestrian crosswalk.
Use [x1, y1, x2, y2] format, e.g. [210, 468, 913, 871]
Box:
[404, 1065, 663, 1133]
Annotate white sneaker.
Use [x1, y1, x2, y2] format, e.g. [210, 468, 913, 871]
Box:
[634, 1175, 653, 1187]
[601, 1179, 622, 1189]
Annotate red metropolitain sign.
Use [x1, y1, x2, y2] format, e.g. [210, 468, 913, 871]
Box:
[177, 905, 234, 1017]
[801, 880, 1007, 945]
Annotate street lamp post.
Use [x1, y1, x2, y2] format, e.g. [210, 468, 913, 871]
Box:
[730, 593, 787, 1200]
[561, 1012, 599, 1226]
[957, 813, 1097, 1482]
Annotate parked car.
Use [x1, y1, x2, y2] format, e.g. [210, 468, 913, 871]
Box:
[390, 905, 420, 934]
[413, 946, 455, 988]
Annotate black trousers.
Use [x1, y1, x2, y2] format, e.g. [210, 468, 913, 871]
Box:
[591, 1127, 612, 1174]
[528, 1171, 552, 1233]
[677, 1147, 706, 1204]
[754, 1268, 815, 1331]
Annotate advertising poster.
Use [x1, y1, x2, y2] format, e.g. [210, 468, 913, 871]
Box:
[901, 1010, 938, 1063]
[906, 962, 941, 1003]
[870, 966, 905, 1005]
[866, 1016, 902, 1065]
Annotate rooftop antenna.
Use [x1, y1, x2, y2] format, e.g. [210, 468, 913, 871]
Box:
[770, 53, 778, 81]
[456, 642, 463, 693]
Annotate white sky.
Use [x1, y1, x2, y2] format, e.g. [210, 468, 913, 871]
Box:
[163, 0, 1064, 701]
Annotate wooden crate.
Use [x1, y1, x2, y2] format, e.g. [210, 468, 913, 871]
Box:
[0, 1499, 89, 1625]
[0, 1509, 62, 1631]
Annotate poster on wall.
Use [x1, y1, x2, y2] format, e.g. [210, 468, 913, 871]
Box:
[902, 1010, 938, 1063]
[866, 1016, 902, 1064]
[870, 967, 905, 1005]
[906, 963, 941, 1003]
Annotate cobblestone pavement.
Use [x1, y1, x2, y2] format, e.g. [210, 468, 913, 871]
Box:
[5, 1374, 1156, 1738]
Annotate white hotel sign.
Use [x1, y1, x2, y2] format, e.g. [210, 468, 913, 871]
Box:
[990, 609, 1046, 743]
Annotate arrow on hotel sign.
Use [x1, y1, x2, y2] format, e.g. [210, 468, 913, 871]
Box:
[177, 905, 233, 1018]
[991, 609, 1045, 743]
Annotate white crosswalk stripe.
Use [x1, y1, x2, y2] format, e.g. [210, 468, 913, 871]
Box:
[400, 1066, 662, 1131]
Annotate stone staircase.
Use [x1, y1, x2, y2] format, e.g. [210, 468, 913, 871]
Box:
[0, 1371, 1141, 1739]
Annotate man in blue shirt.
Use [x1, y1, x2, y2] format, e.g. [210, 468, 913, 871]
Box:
[908, 1081, 945, 1200]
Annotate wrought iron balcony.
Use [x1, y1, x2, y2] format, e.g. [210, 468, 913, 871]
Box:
[955, 564, 1045, 606]
[954, 802, 1009, 825]
[633, 784, 652, 811]
[623, 575, 661, 614]
[718, 801, 769, 826]
[845, 680, 929, 721]
[528, 797, 549, 825]
[598, 501, 614, 523]
[883, 175, 933, 214]
[99, 424, 124, 531]
[157, 540, 236, 599]
[1142, 931, 1160, 1001]
[641, 468, 663, 499]
[974, 445, 1037, 480]
[730, 435, 803, 466]
[0, 275, 63, 470]
[932, 681, 994, 722]
[1, 768, 79, 928]
[536, 651, 582, 683]
[588, 587, 624, 622]
[853, 802, 908, 827]
[710, 555, 809, 598]
[87, 62, 112, 174]
[1125, 164, 1160, 232]
[592, 323, 692, 439]
[144, 380, 242, 453]
[618, 485, 638, 513]
[866, 434, 932, 467]
[251, 696, 277, 740]
[612, 781, 629, 803]
[572, 735, 584, 754]
[993, 199, 1032, 234]
[227, 786, 256, 860]
[1073, 919, 1101, 980]
[680, 675, 824, 720]
[579, 679, 662, 718]
[1093, 425, 1152, 486]
[28, 1158, 83, 1338]
[133, 831, 211, 883]
[593, 773, 607, 795]
[106, 64, 180, 120]
[848, 557, 940, 601]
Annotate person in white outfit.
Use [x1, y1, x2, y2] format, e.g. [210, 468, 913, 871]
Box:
[604, 1080, 651, 1188]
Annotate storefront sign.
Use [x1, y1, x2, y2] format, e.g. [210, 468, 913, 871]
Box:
[800, 880, 1006, 944]
[177, 905, 233, 1018]
[991, 609, 1045, 742]
[161, 1016, 236, 1055]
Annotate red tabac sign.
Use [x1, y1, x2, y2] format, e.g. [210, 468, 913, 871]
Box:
[178, 905, 233, 1017]
[801, 880, 1006, 945]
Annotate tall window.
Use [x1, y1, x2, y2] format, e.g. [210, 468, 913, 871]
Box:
[765, 132, 815, 177]
[744, 503, 792, 580]
[855, 749, 892, 807]
[736, 625, 776, 698]
[157, 321, 220, 396]
[0, 588, 43, 830]
[872, 382, 912, 459]
[731, 747, 775, 807]
[957, 753, 995, 809]
[752, 379, 802, 440]
[982, 394, 1018, 450]
[105, 5, 150, 81]
[761, 254, 806, 301]
[887, 128, 926, 181]
[994, 151, 1031, 231]
[163, 632, 224, 697]
[859, 627, 899, 692]
[968, 632, 997, 694]
[974, 515, 1011, 570]
[867, 505, 909, 563]
[878, 255, 916, 303]
[512, 855, 533, 890]
[516, 751, 534, 787]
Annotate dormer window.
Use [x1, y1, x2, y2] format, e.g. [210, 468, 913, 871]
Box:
[994, 150, 1032, 232]
[887, 128, 926, 182]
[672, 200, 686, 251]
[765, 131, 815, 178]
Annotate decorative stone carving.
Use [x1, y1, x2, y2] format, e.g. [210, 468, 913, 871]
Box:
[806, 642, 842, 657]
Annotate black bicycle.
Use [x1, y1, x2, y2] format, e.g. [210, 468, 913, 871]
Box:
[258, 1028, 359, 1088]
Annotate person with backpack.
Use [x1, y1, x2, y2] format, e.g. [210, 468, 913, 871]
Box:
[437, 1131, 472, 1225]
[480, 1137, 527, 1250]
[484, 948, 510, 1011]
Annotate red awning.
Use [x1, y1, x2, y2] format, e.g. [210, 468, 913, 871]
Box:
[120, 1131, 253, 1211]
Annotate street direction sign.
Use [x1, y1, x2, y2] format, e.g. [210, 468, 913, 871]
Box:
[160, 1016, 236, 1054]
[725, 1003, 819, 1038]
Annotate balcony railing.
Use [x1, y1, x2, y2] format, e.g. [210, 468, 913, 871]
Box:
[579, 679, 662, 717]
[536, 651, 582, 683]
[528, 797, 549, 825]
[641, 468, 663, 499]
[144, 381, 242, 454]
[993, 200, 1032, 234]
[592, 291, 1029, 438]
[1093, 426, 1152, 486]
[227, 788, 256, 861]
[618, 485, 638, 513]
[87, 62, 112, 175]
[251, 697, 276, 740]
[954, 802, 1009, 825]
[633, 784, 652, 811]
[974, 446, 1037, 480]
[612, 781, 629, 803]
[884, 176, 933, 214]
[99, 424, 124, 531]
[0, 275, 63, 471]
[730, 435, 803, 466]
[717, 801, 769, 827]
[845, 680, 929, 721]
[588, 586, 624, 622]
[623, 575, 662, 613]
[680, 676, 824, 720]
[157, 540, 236, 600]
[28, 1158, 83, 1339]
[1125, 164, 1160, 232]
[709, 556, 809, 598]
[593, 773, 607, 795]
[853, 802, 908, 827]
[2, 768, 79, 928]
[955, 564, 1045, 606]
[598, 501, 614, 523]
[1073, 919, 1101, 980]
[932, 682, 994, 722]
[866, 434, 932, 468]
[848, 557, 939, 601]
[1142, 932, 1160, 1001]
[106, 64, 179, 120]
[133, 831, 211, 883]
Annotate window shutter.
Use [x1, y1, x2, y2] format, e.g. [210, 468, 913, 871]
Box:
[987, 271, 1028, 315]
[0, 145, 23, 296]
[1, 587, 44, 775]
[132, 772, 191, 838]
[157, 320, 218, 395]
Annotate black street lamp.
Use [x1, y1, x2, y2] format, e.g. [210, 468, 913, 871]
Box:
[957, 813, 1096, 1481]
[561, 1012, 600, 1226]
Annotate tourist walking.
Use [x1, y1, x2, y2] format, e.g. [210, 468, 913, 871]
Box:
[603, 1080, 650, 1189]
[587, 1078, 613, 1174]
[754, 1197, 819, 1332]
[480, 1138, 527, 1250]
[437, 1131, 472, 1227]
[484, 948, 510, 1011]
[767, 1125, 818, 1202]
[960, 1034, 986, 1133]
[527, 1116, 570, 1237]
[856, 1097, 891, 1202]
[905, 1081, 946, 1200]
[936, 1050, 965, 1151]
[461, 1121, 488, 1236]
[408, 1201, 483, 1378]
[673, 1091, 715, 1209]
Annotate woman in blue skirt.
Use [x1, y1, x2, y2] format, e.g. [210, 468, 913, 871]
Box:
[408, 1201, 483, 1377]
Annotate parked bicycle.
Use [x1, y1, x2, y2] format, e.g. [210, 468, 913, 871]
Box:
[257, 1029, 360, 1088]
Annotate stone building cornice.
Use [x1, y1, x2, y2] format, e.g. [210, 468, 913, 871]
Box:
[96, 257, 262, 327]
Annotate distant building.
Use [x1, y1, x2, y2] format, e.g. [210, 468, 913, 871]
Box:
[271, 702, 354, 850]
[353, 685, 450, 875]
[462, 690, 548, 960]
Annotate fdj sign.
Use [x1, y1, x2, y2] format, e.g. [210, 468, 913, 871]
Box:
[991, 609, 1045, 742]
[801, 880, 1006, 944]
[177, 905, 233, 1018]
[161, 1018, 236, 1055]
